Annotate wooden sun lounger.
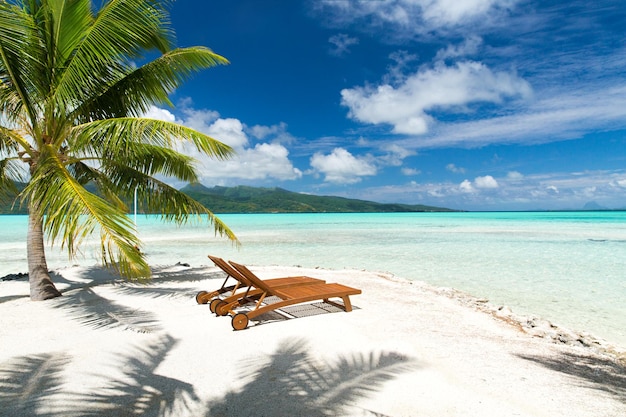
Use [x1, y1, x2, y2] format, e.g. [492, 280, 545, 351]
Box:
[221, 261, 361, 330]
[196, 255, 325, 313]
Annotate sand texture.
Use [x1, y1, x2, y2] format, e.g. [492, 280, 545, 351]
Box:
[1, 263, 625, 416]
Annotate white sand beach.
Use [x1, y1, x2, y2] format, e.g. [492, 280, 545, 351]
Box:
[1, 263, 625, 417]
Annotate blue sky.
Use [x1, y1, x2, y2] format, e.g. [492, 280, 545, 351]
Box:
[149, 0, 626, 211]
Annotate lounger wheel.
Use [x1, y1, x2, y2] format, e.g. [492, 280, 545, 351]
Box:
[195, 291, 209, 304]
[214, 300, 229, 316]
[231, 313, 249, 331]
[209, 298, 222, 313]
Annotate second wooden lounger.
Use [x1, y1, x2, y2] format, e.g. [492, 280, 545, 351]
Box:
[219, 261, 361, 330]
[197, 255, 325, 313]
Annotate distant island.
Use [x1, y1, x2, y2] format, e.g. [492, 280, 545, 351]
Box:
[0, 183, 457, 214]
[179, 184, 458, 213]
[4, 183, 626, 214]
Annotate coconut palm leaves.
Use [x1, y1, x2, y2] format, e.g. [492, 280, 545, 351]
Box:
[0, 0, 237, 299]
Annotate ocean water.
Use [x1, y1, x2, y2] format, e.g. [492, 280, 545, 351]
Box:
[1, 212, 625, 348]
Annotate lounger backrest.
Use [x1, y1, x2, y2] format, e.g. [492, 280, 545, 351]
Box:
[229, 261, 273, 293]
[208, 255, 252, 286]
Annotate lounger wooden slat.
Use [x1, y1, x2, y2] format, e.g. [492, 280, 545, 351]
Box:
[196, 256, 325, 310]
[225, 261, 361, 330]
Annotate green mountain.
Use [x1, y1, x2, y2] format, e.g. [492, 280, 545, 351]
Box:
[180, 184, 458, 213]
[0, 182, 457, 214]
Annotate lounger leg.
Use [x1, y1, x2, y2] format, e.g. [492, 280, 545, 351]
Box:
[342, 296, 353, 312]
[323, 296, 353, 312]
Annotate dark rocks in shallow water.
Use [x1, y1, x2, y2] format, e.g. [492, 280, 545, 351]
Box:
[1, 272, 28, 282]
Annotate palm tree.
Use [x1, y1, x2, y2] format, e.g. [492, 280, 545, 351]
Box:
[0, 0, 238, 300]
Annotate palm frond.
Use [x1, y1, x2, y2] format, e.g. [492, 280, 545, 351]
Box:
[23, 146, 150, 279]
[0, 125, 23, 201]
[0, 1, 43, 131]
[72, 117, 234, 160]
[0, 158, 21, 202]
[119, 167, 238, 243]
[3, 0, 237, 292]
[137, 175, 239, 242]
[0, 125, 16, 150]
[66, 155, 238, 244]
[52, 0, 174, 109]
[98, 142, 199, 182]
[73, 46, 229, 120]
[48, 0, 93, 66]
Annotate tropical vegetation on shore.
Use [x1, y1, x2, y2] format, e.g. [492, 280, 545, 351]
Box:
[181, 184, 459, 213]
[0, 0, 237, 300]
[1, 182, 459, 214]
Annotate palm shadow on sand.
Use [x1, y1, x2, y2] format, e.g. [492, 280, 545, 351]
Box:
[1, 265, 419, 415]
[47, 265, 224, 331]
[109, 264, 223, 301]
[51, 264, 222, 298]
[0, 352, 71, 417]
[51, 286, 163, 333]
[205, 338, 419, 417]
[0, 334, 200, 417]
[0, 336, 418, 417]
[516, 351, 626, 403]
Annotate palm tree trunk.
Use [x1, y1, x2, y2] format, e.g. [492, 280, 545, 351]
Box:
[27, 204, 62, 300]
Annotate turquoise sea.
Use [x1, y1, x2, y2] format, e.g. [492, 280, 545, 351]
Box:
[2, 212, 625, 348]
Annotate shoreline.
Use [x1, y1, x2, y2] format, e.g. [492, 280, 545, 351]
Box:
[1, 263, 625, 416]
[2, 265, 625, 362]
[408, 276, 626, 364]
[3, 211, 625, 354]
[349, 268, 626, 364]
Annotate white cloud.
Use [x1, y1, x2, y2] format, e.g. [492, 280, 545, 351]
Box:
[310, 148, 377, 184]
[179, 107, 220, 133]
[402, 167, 421, 176]
[344, 169, 626, 211]
[145, 104, 303, 185]
[457, 175, 499, 194]
[385, 50, 419, 83]
[435, 36, 483, 61]
[582, 186, 597, 197]
[507, 171, 524, 180]
[458, 175, 498, 194]
[379, 143, 415, 166]
[399, 85, 626, 149]
[205, 118, 249, 149]
[142, 105, 177, 122]
[250, 123, 279, 139]
[341, 61, 532, 135]
[475, 175, 498, 189]
[421, 0, 514, 26]
[314, 0, 520, 36]
[249, 122, 296, 145]
[200, 142, 302, 182]
[446, 163, 465, 174]
[546, 185, 559, 194]
[459, 179, 474, 193]
[329, 33, 359, 56]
